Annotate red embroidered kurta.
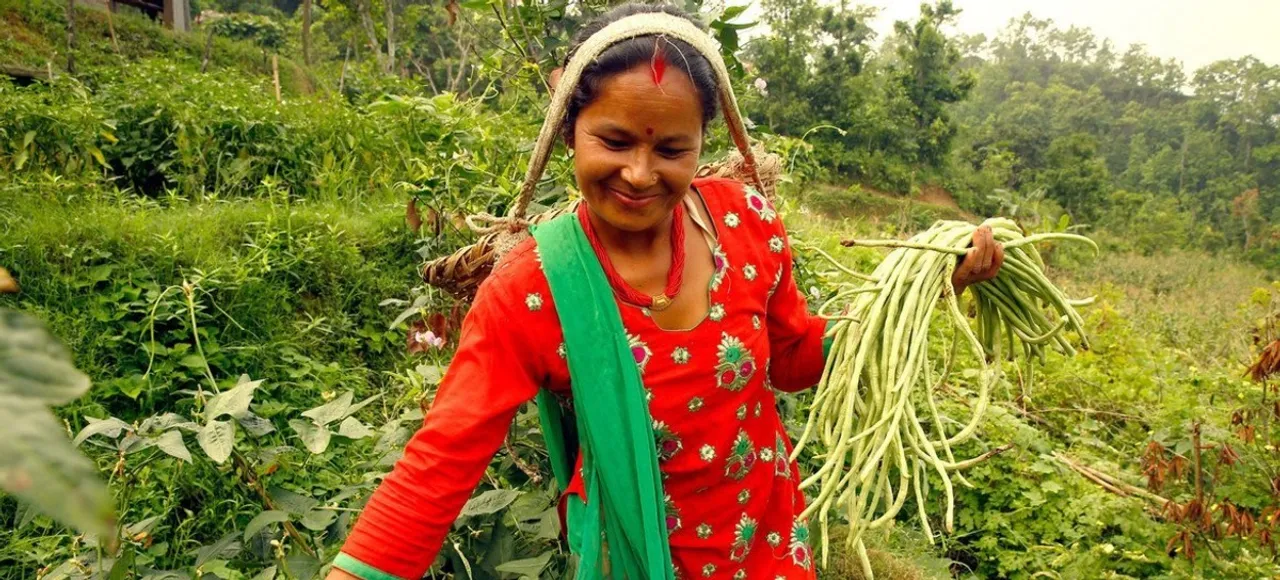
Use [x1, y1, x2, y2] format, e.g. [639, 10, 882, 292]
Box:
[340, 178, 827, 579]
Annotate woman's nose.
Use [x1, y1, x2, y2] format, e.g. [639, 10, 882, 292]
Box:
[620, 152, 658, 190]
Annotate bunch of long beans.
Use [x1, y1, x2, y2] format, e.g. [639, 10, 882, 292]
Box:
[793, 218, 1096, 578]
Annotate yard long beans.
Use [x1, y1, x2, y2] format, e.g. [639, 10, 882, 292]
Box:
[794, 219, 1095, 578]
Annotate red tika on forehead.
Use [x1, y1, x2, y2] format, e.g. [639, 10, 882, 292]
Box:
[651, 39, 667, 85]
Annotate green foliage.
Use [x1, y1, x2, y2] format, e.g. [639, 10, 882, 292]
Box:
[889, 1, 974, 169]
[2, 0, 1279, 578]
[0, 309, 114, 541]
[210, 13, 287, 52]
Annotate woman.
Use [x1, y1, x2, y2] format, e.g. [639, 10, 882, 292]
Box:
[330, 4, 1002, 579]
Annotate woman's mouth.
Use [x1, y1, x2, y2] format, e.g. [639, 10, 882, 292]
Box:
[609, 187, 661, 211]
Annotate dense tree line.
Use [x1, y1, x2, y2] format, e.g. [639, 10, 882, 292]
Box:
[738, 1, 1279, 266]
[194, 0, 1278, 268]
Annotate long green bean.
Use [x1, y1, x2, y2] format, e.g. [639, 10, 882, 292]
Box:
[794, 219, 1094, 578]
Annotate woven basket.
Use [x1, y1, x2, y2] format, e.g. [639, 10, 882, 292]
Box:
[421, 13, 777, 300]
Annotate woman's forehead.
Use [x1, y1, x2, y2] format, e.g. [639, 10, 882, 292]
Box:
[580, 66, 704, 133]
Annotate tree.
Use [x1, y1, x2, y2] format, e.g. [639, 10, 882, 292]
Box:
[1038, 132, 1110, 220]
[302, 0, 312, 66]
[891, 1, 975, 168]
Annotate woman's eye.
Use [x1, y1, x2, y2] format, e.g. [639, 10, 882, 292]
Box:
[658, 148, 689, 159]
[601, 138, 628, 150]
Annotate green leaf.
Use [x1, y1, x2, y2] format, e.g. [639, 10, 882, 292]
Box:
[197, 420, 235, 463]
[337, 417, 372, 439]
[300, 391, 352, 426]
[494, 551, 554, 579]
[722, 5, 748, 19]
[243, 510, 289, 543]
[250, 565, 277, 580]
[0, 310, 113, 538]
[154, 430, 192, 462]
[194, 532, 242, 567]
[21, 130, 35, 149]
[73, 416, 131, 446]
[268, 487, 319, 516]
[86, 146, 108, 169]
[13, 149, 28, 170]
[460, 489, 522, 518]
[283, 553, 321, 580]
[289, 419, 331, 454]
[301, 391, 381, 426]
[236, 411, 276, 437]
[0, 310, 91, 404]
[107, 546, 135, 580]
[299, 508, 336, 531]
[179, 353, 207, 369]
[205, 378, 260, 420]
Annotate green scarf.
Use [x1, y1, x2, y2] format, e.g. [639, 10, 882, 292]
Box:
[532, 213, 675, 580]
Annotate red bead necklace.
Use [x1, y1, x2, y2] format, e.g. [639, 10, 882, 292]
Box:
[577, 200, 686, 311]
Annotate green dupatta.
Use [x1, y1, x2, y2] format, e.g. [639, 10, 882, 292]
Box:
[531, 212, 675, 580]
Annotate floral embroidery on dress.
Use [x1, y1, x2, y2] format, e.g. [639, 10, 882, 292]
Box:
[710, 245, 729, 290]
[525, 292, 544, 311]
[737, 489, 751, 505]
[766, 531, 782, 547]
[701, 564, 716, 577]
[729, 513, 758, 562]
[672, 346, 691, 365]
[700, 443, 716, 462]
[665, 493, 683, 534]
[789, 518, 813, 570]
[735, 404, 748, 420]
[768, 235, 785, 253]
[725, 430, 758, 481]
[653, 421, 683, 461]
[775, 433, 792, 477]
[752, 315, 761, 330]
[744, 185, 777, 223]
[556, 342, 567, 359]
[628, 334, 652, 372]
[743, 263, 758, 281]
[760, 446, 775, 462]
[754, 402, 762, 418]
[709, 303, 726, 322]
[715, 333, 757, 391]
[733, 570, 747, 580]
[697, 523, 713, 539]
[724, 212, 741, 228]
[689, 397, 705, 412]
[770, 267, 783, 296]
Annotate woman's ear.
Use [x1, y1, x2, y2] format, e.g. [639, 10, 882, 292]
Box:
[549, 67, 564, 92]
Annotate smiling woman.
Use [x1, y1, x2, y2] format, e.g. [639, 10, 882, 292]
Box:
[328, 4, 999, 580]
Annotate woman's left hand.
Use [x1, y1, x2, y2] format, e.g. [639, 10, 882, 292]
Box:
[951, 225, 1004, 295]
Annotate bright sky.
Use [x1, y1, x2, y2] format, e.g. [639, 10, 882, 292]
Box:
[738, 0, 1280, 72]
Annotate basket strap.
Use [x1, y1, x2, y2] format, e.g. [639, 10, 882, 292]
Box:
[510, 12, 763, 222]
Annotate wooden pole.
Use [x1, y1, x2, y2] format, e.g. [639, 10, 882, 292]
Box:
[272, 54, 281, 103]
[201, 26, 213, 73]
[301, 0, 313, 67]
[106, 2, 121, 54]
[338, 45, 350, 94]
[65, 0, 76, 74]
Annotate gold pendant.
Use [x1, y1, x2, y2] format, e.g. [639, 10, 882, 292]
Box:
[651, 294, 672, 311]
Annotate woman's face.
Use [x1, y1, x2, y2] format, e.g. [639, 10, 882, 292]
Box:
[571, 63, 705, 234]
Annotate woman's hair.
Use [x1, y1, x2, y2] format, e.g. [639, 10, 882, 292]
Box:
[560, 3, 720, 144]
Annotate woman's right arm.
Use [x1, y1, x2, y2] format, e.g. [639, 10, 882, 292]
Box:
[329, 272, 545, 580]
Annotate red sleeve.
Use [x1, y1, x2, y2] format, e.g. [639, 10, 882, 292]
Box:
[338, 268, 546, 579]
[766, 220, 827, 393]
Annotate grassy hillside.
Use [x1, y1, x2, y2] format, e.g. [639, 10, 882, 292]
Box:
[0, 0, 314, 94]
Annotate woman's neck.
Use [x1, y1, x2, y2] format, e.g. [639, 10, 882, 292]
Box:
[587, 207, 675, 257]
